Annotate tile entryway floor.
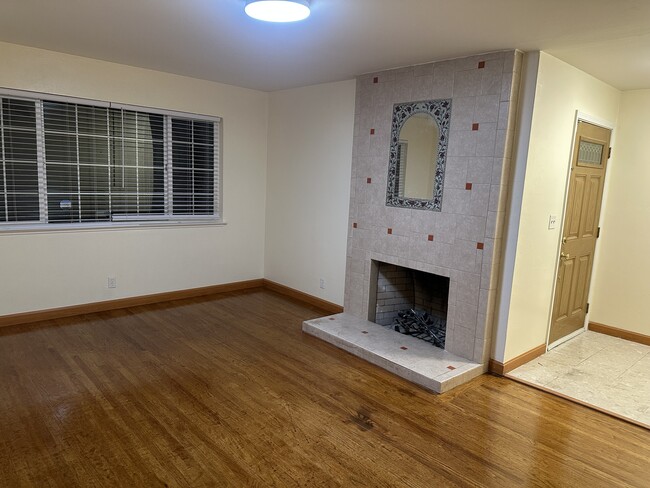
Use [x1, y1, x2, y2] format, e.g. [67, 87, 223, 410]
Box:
[508, 331, 650, 428]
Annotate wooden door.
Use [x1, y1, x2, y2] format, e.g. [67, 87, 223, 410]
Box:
[548, 121, 611, 345]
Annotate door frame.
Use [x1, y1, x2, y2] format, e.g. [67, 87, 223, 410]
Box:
[545, 111, 616, 351]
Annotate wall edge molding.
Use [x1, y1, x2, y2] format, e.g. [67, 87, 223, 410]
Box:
[0, 279, 265, 328]
[489, 343, 547, 376]
[588, 321, 650, 346]
[262, 279, 344, 314]
[0, 279, 344, 329]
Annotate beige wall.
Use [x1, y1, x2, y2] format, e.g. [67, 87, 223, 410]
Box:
[265, 80, 356, 305]
[589, 90, 650, 337]
[0, 42, 268, 315]
[502, 52, 621, 361]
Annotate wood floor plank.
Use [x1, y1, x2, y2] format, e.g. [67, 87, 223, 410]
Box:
[0, 289, 648, 487]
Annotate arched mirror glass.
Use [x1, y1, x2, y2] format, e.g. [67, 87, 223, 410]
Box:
[386, 99, 451, 211]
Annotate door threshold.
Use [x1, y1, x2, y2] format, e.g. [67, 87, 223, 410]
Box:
[547, 327, 586, 351]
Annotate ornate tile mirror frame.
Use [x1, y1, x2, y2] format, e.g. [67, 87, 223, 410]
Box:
[385, 99, 452, 211]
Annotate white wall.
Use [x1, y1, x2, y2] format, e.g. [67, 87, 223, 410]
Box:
[589, 90, 650, 337]
[0, 42, 268, 315]
[501, 52, 620, 362]
[265, 80, 356, 305]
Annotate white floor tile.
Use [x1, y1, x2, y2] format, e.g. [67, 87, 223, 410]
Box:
[508, 331, 650, 428]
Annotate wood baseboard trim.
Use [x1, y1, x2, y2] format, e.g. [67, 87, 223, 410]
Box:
[0, 279, 264, 328]
[262, 279, 344, 314]
[589, 321, 650, 346]
[0, 279, 344, 329]
[489, 343, 547, 376]
[488, 359, 505, 376]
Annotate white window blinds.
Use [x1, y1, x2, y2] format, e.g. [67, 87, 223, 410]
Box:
[0, 93, 221, 228]
[0, 98, 40, 223]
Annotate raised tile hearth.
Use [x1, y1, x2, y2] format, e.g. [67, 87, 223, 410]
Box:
[303, 313, 483, 393]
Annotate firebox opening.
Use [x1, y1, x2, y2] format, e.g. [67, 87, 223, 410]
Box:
[368, 261, 450, 349]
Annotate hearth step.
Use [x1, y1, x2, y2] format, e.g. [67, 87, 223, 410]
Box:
[303, 313, 484, 394]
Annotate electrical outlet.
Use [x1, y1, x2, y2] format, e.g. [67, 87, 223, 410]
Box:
[107, 276, 117, 289]
[548, 214, 558, 230]
[319, 278, 326, 290]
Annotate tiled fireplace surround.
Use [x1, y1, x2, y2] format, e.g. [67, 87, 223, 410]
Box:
[304, 50, 522, 392]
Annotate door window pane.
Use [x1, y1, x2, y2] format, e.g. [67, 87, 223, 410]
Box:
[578, 140, 604, 166]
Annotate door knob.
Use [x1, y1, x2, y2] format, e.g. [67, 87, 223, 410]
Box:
[561, 252, 571, 259]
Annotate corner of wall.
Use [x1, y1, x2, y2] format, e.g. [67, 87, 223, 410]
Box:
[263, 80, 356, 306]
[490, 51, 540, 363]
[495, 51, 622, 363]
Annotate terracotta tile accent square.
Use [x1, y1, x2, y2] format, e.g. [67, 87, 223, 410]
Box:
[477, 242, 484, 250]
[370, 128, 375, 135]
[387, 228, 393, 235]
[478, 61, 485, 69]
[428, 234, 434, 241]
[447, 365, 457, 371]
[366, 177, 372, 184]
[465, 182, 473, 190]
[373, 76, 379, 84]
[472, 123, 480, 131]
[353, 222, 357, 229]
[400, 346, 408, 350]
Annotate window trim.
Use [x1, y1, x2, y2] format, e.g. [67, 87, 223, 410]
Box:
[0, 87, 224, 232]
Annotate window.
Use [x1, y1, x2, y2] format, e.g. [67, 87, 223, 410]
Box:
[0, 91, 221, 229]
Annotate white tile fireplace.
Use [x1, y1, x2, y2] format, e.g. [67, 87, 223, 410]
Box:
[304, 50, 522, 392]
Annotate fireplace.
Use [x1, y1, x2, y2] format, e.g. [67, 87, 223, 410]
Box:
[368, 261, 450, 349]
[303, 51, 523, 392]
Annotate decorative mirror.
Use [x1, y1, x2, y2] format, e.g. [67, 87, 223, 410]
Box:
[385, 99, 451, 211]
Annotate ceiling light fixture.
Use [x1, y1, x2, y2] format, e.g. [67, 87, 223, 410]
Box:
[245, 0, 310, 23]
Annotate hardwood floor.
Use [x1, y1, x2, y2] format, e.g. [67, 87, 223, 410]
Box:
[0, 289, 648, 487]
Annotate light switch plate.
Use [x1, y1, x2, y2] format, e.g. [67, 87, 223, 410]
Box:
[548, 214, 558, 230]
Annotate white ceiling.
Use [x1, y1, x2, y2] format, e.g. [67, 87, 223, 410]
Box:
[0, 0, 649, 92]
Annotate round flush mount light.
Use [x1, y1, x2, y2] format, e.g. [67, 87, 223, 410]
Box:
[245, 0, 310, 22]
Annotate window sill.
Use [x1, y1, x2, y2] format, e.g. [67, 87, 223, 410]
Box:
[0, 219, 227, 235]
